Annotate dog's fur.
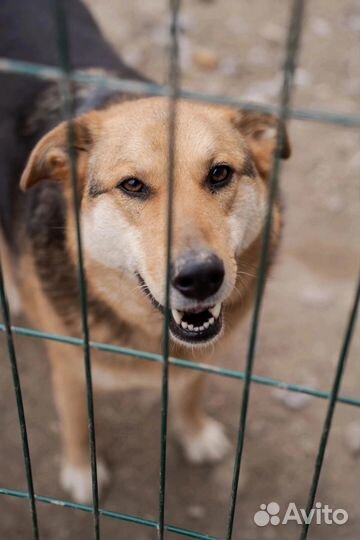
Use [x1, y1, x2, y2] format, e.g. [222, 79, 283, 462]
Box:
[0, 0, 290, 503]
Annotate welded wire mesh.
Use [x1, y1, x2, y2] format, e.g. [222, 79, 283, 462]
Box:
[0, 0, 359, 539]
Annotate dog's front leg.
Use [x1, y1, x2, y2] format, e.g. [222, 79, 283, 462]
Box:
[171, 371, 230, 464]
[49, 344, 109, 504]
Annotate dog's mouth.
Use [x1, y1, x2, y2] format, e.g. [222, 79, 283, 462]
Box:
[170, 303, 223, 344]
[137, 273, 223, 345]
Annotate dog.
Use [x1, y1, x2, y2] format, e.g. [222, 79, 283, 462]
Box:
[0, 0, 291, 503]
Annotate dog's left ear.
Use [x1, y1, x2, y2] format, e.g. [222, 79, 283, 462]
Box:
[234, 111, 291, 179]
[20, 111, 101, 191]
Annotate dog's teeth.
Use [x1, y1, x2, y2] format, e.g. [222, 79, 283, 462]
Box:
[209, 317, 215, 325]
[172, 309, 183, 325]
[199, 325, 204, 331]
[194, 326, 199, 332]
[204, 322, 210, 329]
[209, 303, 221, 319]
[188, 324, 194, 331]
[181, 321, 188, 329]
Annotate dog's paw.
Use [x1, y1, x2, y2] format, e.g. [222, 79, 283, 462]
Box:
[6, 282, 22, 317]
[181, 418, 231, 464]
[60, 459, 109, 504]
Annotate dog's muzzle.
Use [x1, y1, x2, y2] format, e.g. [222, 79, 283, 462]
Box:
[169, 250, 224, 344]
[137, 250, 225, 346]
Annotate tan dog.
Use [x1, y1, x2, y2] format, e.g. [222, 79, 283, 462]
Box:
[3, 97, 290, 503]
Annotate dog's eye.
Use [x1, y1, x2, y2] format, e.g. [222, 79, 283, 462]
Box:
[118, 177, 148, 197]
[207, 165, 234, 189]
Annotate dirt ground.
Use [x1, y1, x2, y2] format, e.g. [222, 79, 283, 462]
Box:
[1, 0, 360, 539]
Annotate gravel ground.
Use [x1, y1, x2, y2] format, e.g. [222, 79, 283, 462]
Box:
[1, 1, 360, 539]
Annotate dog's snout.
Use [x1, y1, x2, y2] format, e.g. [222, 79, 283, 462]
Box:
[172, 251, 225, 301]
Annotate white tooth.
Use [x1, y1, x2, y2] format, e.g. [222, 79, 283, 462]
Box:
[204, 322, 210, 329]
[181, 321, 188, 329]
[209, 303, 221, 319]
[172, 309, 182, 325]
[209, 317, 215, 325]
[194, 326, 199, 332]
[188, 324, 194, 331]
[199, 325, 204, 331]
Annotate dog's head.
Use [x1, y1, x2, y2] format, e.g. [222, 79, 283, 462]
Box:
[21, 98, 290, 347]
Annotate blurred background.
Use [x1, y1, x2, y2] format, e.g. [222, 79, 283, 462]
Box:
[1, 0, 359, 538]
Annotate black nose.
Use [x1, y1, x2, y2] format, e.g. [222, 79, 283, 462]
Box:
[172, 251, 225, 301]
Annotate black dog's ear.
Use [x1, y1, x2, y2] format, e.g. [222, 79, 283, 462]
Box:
[234, 111, 291, 179]
[20, 111, 101, 191]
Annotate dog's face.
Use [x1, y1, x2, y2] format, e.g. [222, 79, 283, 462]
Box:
[21, 98, 290, 347]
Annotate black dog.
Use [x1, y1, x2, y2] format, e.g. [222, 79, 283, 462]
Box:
[0, 0, 142, 244]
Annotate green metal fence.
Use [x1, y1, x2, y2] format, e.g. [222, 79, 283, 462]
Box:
[0, 0, 359, 539]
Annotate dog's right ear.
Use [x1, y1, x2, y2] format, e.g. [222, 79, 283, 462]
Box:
[232, 111, 291, 180]
[20, 111, 101, 191]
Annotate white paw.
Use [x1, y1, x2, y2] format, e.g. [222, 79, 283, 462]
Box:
[6, 282, 22, 317]
[181, 419, 231, 464]
[60, 459, 109, 504]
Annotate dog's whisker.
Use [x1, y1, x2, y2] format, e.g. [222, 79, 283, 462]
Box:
[132, 283, 152, 298]
[233, 283, 246, 298]
[236, 270, 257, 278]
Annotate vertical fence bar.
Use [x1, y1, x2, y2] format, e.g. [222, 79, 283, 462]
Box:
[158, 1, 181, 539]
[51, 1, 100, 539]
[299, 272, 360, 540]
[0, 261, 39, 539]
[225, 1, 306, 538]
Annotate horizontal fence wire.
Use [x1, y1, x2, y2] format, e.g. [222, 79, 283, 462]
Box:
[52, 0, 100, 538]
[0, 488, 220, 540]
[300, 273, 360, 540]
[158, 1, 181, 538]
[1, 323, 359, 408]
[0, 264, 39, 540]
[225, 1, 305, 538]
[2, 58, 360, 129]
